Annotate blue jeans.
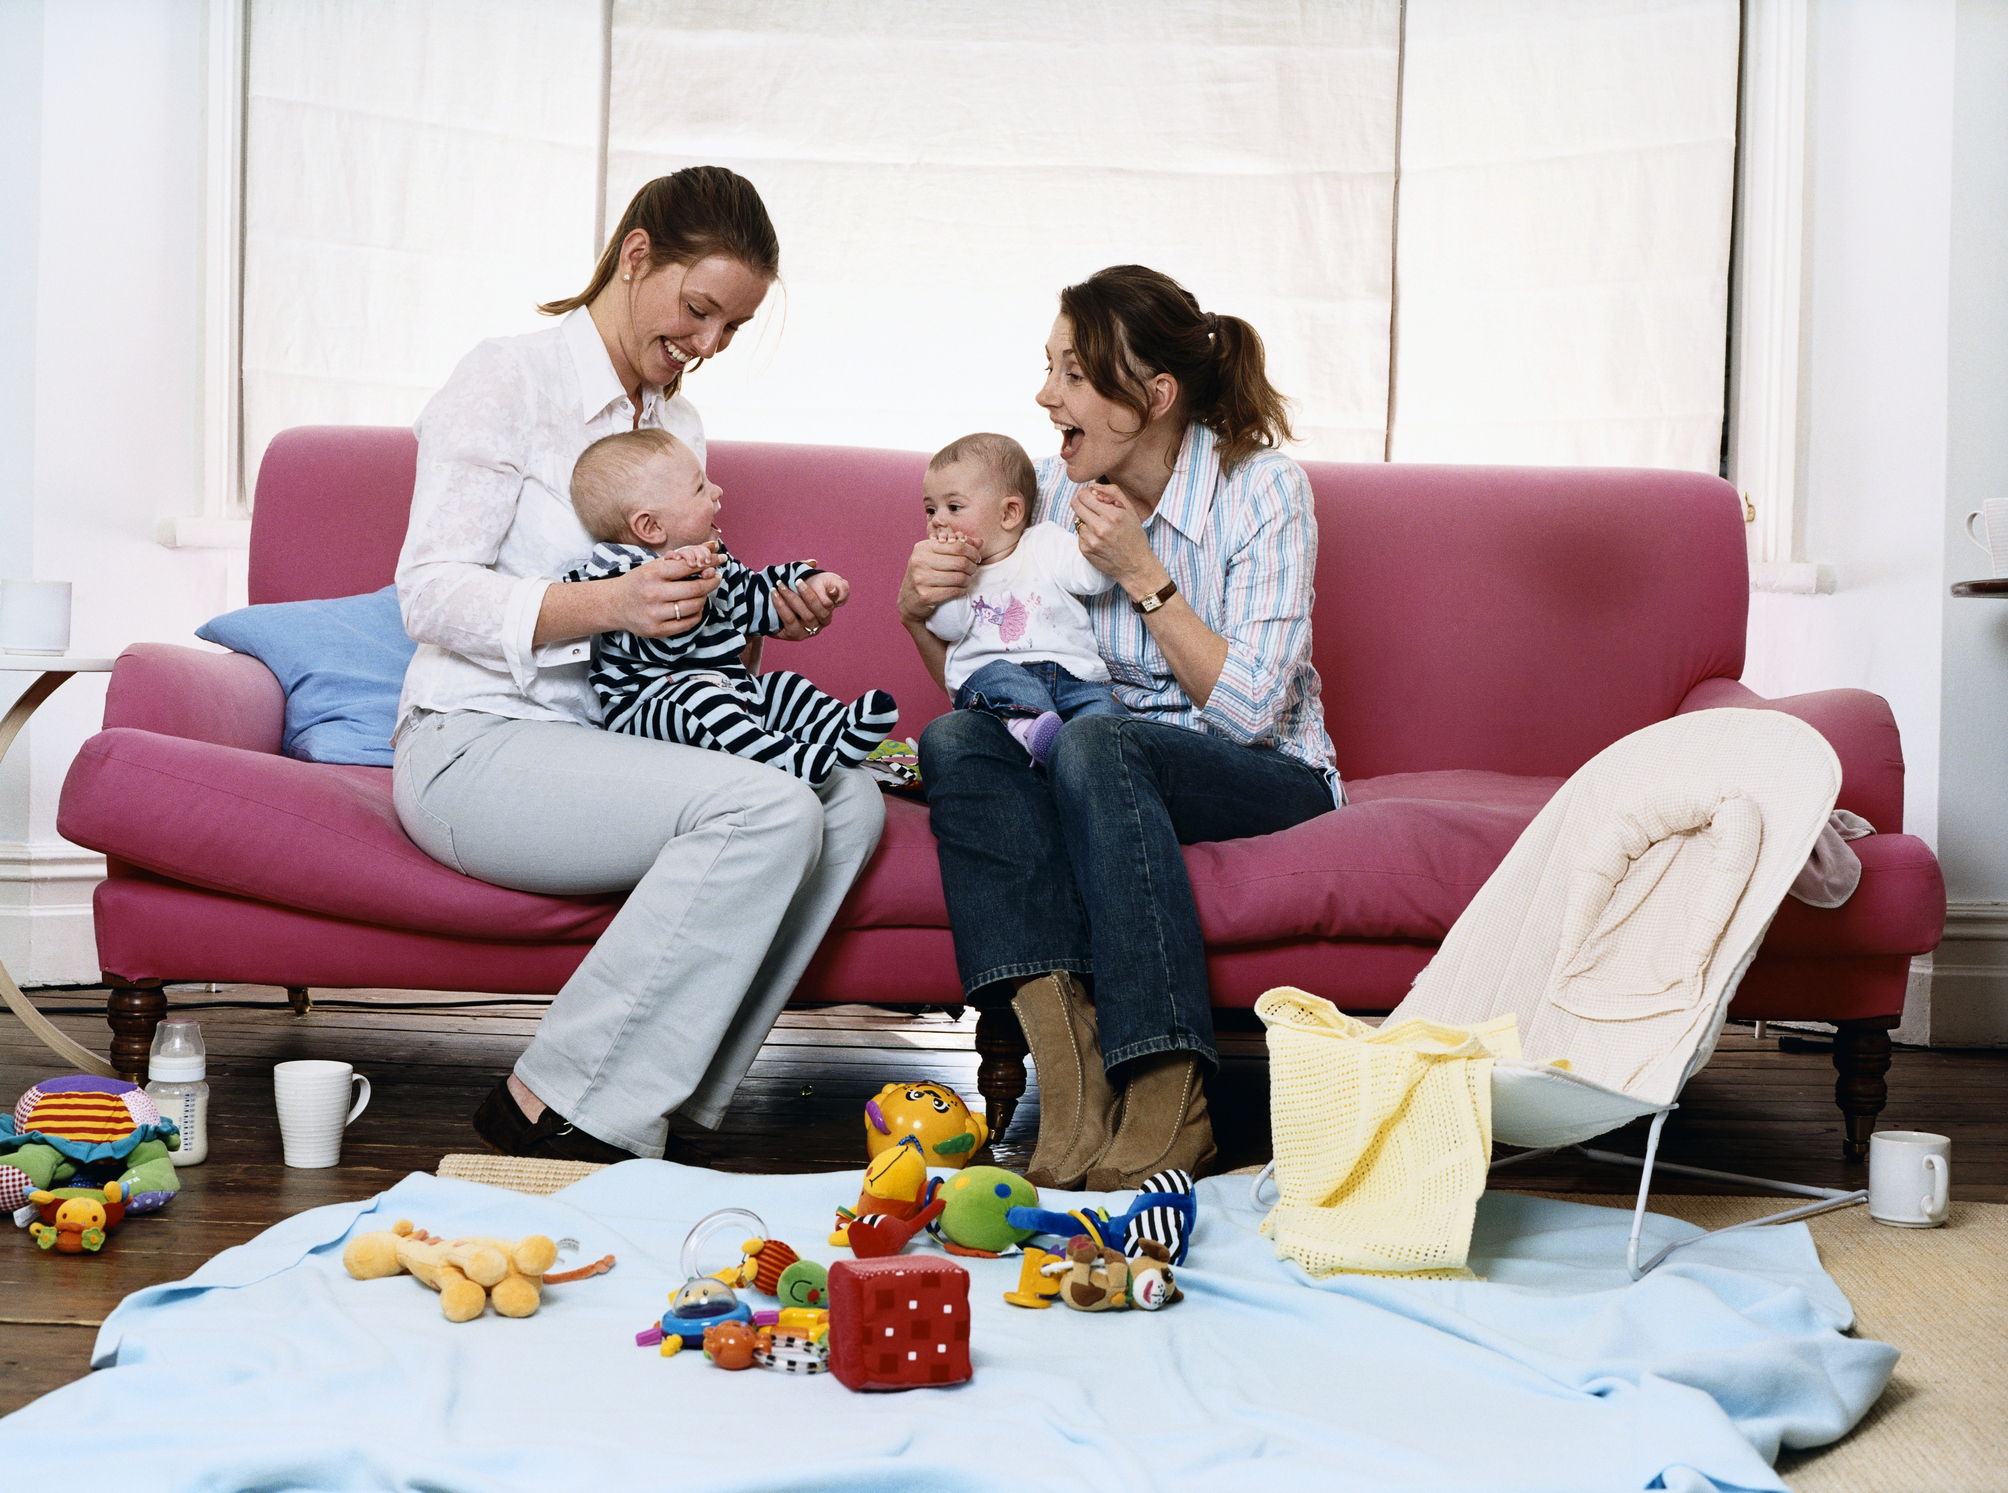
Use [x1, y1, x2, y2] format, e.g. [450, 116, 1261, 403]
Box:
[953, 659, 1126, 723]
[919, 712, 1336, 1070]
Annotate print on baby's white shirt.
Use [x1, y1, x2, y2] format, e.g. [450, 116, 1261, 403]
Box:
[969, 590, 1065, 650]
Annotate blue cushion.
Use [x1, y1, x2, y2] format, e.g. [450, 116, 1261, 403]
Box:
[195, 586, 415, 767]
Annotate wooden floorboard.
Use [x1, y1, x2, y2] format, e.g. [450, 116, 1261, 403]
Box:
[2, 983, 2002, 1415]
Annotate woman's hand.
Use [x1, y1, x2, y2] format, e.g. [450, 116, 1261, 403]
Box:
[605, 555, 723, 640]
[898, 533, 980, 696]
[770, 571, 846, 641]
[1073, 481, 1228, 708]
[1071, 482, 1169, 598]
[898, 533, 982, 626]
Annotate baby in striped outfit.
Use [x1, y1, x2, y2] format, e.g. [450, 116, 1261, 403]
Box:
[565, 428, 897, 786]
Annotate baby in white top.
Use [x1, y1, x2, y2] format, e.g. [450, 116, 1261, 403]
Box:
[923, 432, 1126, 764]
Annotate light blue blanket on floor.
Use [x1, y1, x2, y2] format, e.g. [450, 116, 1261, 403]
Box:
[0, 1165, 1894, 1492]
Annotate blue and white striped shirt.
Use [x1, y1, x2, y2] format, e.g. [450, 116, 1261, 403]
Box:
[1035, 422, 1340, 803]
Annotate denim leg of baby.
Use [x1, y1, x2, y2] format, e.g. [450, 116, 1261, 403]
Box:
[1046, 666, 1127, 723]
[954, 659, 1060, 719]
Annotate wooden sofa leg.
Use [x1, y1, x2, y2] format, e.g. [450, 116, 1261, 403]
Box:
[287, 986, 313, 1015]
[973, 1004, 1029, 1140]
[104, 975, 168, 1083]
[1832, 1016, 1899, 1163]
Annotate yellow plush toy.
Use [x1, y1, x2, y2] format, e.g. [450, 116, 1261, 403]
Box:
[342, 1218, 605, 1321]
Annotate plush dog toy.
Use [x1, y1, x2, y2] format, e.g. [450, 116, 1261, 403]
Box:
[1054, 1234, 1183, 1312]
[342, 1218, 610, 1321]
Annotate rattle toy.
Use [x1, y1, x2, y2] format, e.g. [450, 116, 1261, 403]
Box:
[864, 1082, 989, 1169]
[27, 1180, 125, 1254]
[639, 1208, 766, 1351]
[755, 1326, 829, 1374]
[1003, 1245, 1063, 1308]
[702, 1320, 761, 1369]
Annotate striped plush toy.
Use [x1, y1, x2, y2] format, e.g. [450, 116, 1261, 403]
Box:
[0, 1074, 183, 1218]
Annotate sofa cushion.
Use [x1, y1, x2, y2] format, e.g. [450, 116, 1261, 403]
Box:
[1189, 771, 1563, 946]
[195, 587, 415, 766]
[62, 737, 1942, 965]
[59, 729, 621, 942]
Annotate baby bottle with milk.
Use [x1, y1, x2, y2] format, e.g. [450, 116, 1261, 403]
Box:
[144, 1018, 211, 1166]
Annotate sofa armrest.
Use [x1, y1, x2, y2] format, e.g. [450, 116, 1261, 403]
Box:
[103, 643, 286, 755]
[1677, 676, 1904, 832]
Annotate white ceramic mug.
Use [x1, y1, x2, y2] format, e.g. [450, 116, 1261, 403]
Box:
[1867, 1129, 1950, 1227]
[273, 1059, 372, 1169]
[0, 580, 71, 655]
[1963, 500, 2008, 577]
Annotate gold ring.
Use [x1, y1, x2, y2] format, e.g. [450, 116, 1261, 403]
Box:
[673, 602, 683, 621]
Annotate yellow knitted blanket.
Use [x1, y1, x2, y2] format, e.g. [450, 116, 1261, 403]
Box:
[1255, 986, 1525, 1279]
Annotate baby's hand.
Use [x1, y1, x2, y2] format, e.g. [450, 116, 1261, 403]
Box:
[803, 572, 850, 608]
[663, 540, 721, 577]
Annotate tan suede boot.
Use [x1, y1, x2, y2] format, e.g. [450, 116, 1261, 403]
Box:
[1012, 972, 1121, 1191]
[1083, 1053, 1217, 1192]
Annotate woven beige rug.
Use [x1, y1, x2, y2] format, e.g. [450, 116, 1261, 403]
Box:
[1547, 1195, 2005, 1493]
[439, 1157, 2002, 1492]
[437, 1152, 607, 1195]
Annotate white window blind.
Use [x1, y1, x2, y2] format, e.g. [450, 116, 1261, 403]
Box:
[239, 0, 1737, 484]
[1389, 0, 1740, 466]
[609, 0, 1400, 462]
[241, 0, 604, 498]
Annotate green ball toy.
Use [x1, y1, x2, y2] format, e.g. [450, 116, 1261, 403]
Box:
[938, 1165, 1038, 1254]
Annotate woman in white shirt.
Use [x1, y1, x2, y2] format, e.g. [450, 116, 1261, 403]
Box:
[392, 167, 885, 1163]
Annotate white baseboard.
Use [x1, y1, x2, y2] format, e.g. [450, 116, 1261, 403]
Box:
[0, 842, 107, 986]
[1918, 904, 2008, 1047]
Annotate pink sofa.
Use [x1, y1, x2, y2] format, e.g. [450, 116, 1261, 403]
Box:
[58, 427, 1946, 1158]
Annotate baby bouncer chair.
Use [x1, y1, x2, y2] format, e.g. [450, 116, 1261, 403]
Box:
[1272, 708, 1868, 1279]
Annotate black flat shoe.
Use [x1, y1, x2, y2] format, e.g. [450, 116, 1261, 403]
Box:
[472, 1078, 641, 1165]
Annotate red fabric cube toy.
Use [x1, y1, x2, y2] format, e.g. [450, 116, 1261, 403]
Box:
[826, 1256, 972, 1391]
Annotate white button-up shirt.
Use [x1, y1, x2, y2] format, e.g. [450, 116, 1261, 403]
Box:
[395, 307, 705, 728]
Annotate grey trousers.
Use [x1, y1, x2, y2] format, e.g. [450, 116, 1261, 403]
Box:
[392, 709, 885, 1155]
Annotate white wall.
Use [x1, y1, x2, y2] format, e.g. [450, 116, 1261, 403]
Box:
[6, 1, 2004, 1047]
[1928, 0, 2008, 1044]
[1744, 0, 2008, 1044]
[1, 0, 246, 984]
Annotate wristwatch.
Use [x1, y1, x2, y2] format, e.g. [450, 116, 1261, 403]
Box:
[1131, 579, 1178, 615]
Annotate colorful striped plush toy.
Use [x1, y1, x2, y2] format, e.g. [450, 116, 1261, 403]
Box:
[0, 1074, 183, 1219]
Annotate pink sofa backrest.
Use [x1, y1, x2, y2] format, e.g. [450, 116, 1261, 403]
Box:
[247, 429, 1747, 779]
[1307, 463, 1746, 780]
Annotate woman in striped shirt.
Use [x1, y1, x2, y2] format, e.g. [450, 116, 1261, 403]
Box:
[900, 264, 1341, 1192]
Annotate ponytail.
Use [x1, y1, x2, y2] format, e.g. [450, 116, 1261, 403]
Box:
[1057, 265, 1293, 472]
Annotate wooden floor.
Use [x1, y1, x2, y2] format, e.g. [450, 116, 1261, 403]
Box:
[3, 984, 2003, 1418]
